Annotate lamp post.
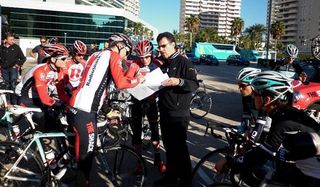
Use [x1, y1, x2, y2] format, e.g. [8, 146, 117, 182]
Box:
[64, 32, 67, 46]
[266, 0, 272, 61]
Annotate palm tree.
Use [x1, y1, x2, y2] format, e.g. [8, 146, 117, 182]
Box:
[244, 24, 266, 49]
[195, 28, 219, 42]
[132, 22, 144, 38]
[270, 20, 285, 52]
[230, 17, 244, 45]
[185, 15, 200, 48]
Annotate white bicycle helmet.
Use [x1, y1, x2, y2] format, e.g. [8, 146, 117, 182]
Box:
[284, 44, 299, 59]
[237, 67, 261, 84]
[251, 71, 293, 103]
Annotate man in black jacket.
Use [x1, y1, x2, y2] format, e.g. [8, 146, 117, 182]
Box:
[0, 32, 26, 104]
[154, 32, 198, 187]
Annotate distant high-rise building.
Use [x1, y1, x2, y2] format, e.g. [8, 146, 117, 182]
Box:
[76, 0, 140, 17]
[180, 0, 242, 36]
[267, 0, 320, 53]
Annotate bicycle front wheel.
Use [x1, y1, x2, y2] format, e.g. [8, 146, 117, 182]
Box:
[192, 148, 231, 187]
[0, 141, 44, 187]
[190, 91, 212, 119]
[96, 145, 146, 187]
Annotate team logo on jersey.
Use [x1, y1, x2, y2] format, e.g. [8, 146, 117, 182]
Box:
[39, 73, 46, 81]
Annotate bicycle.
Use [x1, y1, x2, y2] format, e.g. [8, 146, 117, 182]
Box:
[190, 79, 213, 119]
[0, 107, 147, 187]
[191, 126, 247, 187]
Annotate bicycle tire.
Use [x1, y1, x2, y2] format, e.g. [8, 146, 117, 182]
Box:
[96, 144, 147, 187]
[0, 141, 44, 187]
[192, 148, 232, 187]
[190, 91, 212, 119]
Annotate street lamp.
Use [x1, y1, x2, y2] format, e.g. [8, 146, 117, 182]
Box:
[64, 32, 67, 46]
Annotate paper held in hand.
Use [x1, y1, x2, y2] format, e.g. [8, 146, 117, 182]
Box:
[126, 68, 169, 100]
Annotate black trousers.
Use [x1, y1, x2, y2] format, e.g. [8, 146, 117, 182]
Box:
[160, 112, 192, 186]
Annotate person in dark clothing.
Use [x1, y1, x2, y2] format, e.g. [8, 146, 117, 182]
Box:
[153, 32, 198, 187]
[216, 71, 320, 187]
[30, 35, 48, 64]
[0, 32, 26, 104]
[236, 67, 261, 133]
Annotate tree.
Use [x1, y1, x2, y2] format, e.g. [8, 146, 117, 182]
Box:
[132, 22, 144, 37]
[244, 24, 266, 49]
[230, 17, 244, 45]
[270, 20, 285, 52]
[185, 15, 200, 48]
[195, 28, 219, 42]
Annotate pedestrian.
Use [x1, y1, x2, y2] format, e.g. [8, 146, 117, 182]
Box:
[154, 32, 198, 187]
[30, 35, 48, 64]
[0, 32, 26, 104]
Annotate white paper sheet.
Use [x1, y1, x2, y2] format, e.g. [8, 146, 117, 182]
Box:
[126, 68, 169, 100]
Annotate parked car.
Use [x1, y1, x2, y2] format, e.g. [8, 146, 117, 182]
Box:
[200, 54, 219, 66]
[226, 55, 250, 66]
[186, 53, 200, 64]
[292, 62, 320, 123]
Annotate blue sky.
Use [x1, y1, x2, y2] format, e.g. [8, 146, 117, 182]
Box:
[140, 0, 267, 33]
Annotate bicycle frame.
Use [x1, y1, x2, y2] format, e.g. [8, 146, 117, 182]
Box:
[3, 130, 75, 183]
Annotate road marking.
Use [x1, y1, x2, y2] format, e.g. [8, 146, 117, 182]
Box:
[191, 160, 213, 186]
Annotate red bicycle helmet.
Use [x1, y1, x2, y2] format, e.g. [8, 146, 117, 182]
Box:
[73, 40, 87, 55]
[135, 40, 153, 57]
[108, 33, 133, 53]
[43, 44, 69, 58]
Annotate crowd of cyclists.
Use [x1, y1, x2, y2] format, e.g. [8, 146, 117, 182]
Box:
[1, 28, 320, 187]
[220, 44, 320, 187]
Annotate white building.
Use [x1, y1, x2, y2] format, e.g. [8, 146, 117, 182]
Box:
[180, 0, 242, 36]
[267, 0, 320, 53]
[75, 0, 140, 17]
[1, 0, 157, 46]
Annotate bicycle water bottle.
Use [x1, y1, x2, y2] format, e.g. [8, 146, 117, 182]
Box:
[250, 116, 269, 142]
[45, 148, 56, 166]
[12, 125, 20, 137]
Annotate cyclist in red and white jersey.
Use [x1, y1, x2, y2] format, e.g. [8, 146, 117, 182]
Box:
[66, 33, 143, 185]
[128, 40, 166, 173]
[63, 40, 87, 95]
[17, 44, 70, 130]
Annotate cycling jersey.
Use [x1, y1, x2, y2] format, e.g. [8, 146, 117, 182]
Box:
[63, 58, 86, 93]
[234, 105, 320, 185]
[273, 60, 304, 79]
[18, 63, 69, 106]
[69, 49, 140, 113]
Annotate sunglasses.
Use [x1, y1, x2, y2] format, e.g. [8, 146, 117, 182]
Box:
[238, 83, 250, 89]
[119, 46, 130, 56]
[158, 42, 171, 49]
[57, 56, 69, 61]
[40, 40, 47, 43]
[139, 56, 151, 60]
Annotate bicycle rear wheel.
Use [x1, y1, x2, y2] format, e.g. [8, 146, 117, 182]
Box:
[190, 91, 212, 119]
[0, 141, 44, 187]
[192, 148, 232, 187]
[96, 145, 146, 187]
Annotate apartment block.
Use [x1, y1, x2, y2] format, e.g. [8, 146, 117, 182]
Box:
[180, 0, 241, 36]
[76, 0, 140, 17]
[267, 0, 320, 52]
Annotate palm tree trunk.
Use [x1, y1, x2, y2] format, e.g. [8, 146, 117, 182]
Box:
[190, 32, 193, 48]
[274, 39, 278, 62]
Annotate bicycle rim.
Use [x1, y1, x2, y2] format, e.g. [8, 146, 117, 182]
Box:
[0, 141, 44, 187]
[97, 145, 146, 187]
[190, 91, 212, 119]
[192, 148, 231, 187]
